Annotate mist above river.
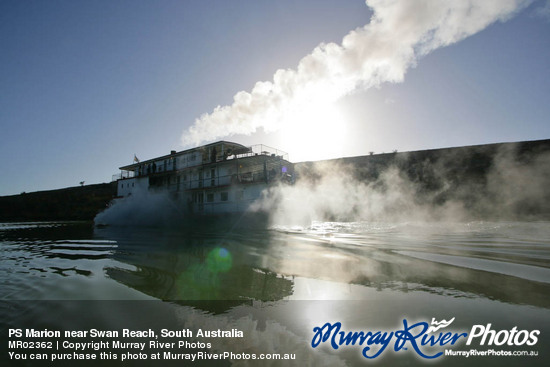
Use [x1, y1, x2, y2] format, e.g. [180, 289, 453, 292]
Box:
[252, 143, 550, 227]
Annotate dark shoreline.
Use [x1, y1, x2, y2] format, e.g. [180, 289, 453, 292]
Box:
[1, 139, 549, 222]
[0, 183, 116, 221]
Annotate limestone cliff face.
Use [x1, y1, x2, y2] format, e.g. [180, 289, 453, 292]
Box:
[294, 139, 550, 221]
[0, 182, 116, 221]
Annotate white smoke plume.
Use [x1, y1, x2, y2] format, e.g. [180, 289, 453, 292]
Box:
[182, 0, 531, 146]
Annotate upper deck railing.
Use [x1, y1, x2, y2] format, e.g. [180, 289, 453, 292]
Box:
[113, 144, 290, 181]
[232, 144, 289, 161]
[112, 170, 134, 182]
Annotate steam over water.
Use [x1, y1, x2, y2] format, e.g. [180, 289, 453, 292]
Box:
[1, 220, 549, 365]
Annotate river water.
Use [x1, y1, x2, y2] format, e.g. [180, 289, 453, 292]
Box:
[1, 220, 549, 366]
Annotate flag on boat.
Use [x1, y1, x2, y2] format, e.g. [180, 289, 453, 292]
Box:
[134, 154, 140, 163]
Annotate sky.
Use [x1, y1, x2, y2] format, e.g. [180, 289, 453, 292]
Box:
[1, 0, 549, 196]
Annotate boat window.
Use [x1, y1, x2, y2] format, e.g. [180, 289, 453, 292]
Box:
[221, 192, 229, 201]
[207, 193, 214, 202]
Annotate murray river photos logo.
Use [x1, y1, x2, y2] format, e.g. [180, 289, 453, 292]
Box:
[311, 318, 540, 360]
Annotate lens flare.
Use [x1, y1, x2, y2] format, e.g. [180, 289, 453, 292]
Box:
[206, 247, 233, 273]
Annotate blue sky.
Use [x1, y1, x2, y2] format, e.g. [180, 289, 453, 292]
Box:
[1, 0, 549, 196]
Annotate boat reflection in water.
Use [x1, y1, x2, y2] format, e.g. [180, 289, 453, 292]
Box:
[99, 226, 294, 310]
[96, 221, 550, 309]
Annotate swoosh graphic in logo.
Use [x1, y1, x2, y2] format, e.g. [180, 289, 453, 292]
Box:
[427, 317, 456, 333]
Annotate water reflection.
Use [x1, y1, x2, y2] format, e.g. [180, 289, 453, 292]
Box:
[95, 226, 294, 309]
[2, 221, 549, 308]
[92, 221, 550, 309]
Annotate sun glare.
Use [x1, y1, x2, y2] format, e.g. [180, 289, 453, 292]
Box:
[279, 103, 347, 162]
